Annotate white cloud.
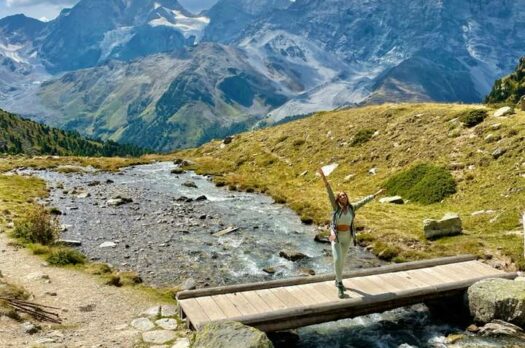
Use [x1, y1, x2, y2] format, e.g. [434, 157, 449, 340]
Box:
[6, 0, 77, 8]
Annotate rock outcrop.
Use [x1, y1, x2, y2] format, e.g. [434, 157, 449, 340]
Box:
[192, 321, 273, 348]
[467, 278, 525, 328]
[423, 213, 462, 239]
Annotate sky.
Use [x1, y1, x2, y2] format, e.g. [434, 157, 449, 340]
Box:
[0, 0, 218, 21]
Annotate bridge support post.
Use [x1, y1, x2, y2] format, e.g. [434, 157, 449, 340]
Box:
[424, 291, 470, 326]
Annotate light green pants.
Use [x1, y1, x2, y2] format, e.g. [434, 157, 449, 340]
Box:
[331, 231, 352, 283]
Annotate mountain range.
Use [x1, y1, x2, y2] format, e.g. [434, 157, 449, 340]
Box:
[0, 0, 524, 151]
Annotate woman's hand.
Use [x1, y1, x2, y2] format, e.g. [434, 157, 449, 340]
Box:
[329, 232, 336, 242]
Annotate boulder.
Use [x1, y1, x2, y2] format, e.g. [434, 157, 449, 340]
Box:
[181, 278, 196, 291]
[182, 181, 198, 188]
[423, 213, 462, 239]
[171, 168, 184, 175]
[279, 250, 308, 262]
[493, 106, 514, 117]
[223, 136, 234, 144]
[195, 195, 207, 201]
[379, 196, 404, 204]
[192, 321, 273, 348]
[468, 278, 525, 327]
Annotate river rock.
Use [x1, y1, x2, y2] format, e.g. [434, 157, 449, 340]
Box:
[99, 241, 117, 248]
[155, 318, 178, 330]
[314, 233, 330, 244]
[195, 195, 207, 201]
[21, 322, 40, 334]
[478, 320, 525, 340]
[131, 318, 155, 331]
[379, 196, 404, 204]
[423, 213, 462, 239]
[160, 305, 178, 317]
[182, 181, 197, 188]
[223, 136, 234, 144]
[172, 337, 190, 348]
[181, 278, 196, 291]
[107, 196, 133, 206]
[143, 330, 177, 344]
[142, 306, 161, 318]
[192, 321, 273, 348]
[493, 106, 514, 117]
[468, 278, 525, 327]
[279, 250, 308, 262]
[76, 192, 91, 199]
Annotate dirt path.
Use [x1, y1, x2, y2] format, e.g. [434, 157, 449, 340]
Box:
[0, 233, 172, 347]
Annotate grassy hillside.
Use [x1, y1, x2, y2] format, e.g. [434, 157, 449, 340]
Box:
[485, 56, 525, 105]
[0, 109, 149, 157]
[176, 103, 525, 269]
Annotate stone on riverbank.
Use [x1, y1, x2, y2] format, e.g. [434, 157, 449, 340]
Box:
[423, 213, 462, 239]
[279, 250, 308, 262]
[379, 196, 404, 204]
[107, 196, 133, 206]
[192, 321, 273, 348]
[182, 181, 197, 188]
[467, 278, 525, 327]
[142, 330, 177, 344]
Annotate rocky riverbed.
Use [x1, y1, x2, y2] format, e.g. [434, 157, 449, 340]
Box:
[21, 162, 382, 288]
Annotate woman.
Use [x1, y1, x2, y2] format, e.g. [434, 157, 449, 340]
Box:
[318, 168, 383, 298]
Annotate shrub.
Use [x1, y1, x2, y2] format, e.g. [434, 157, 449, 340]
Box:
[351, 129, 376, 146]
[384, 163, 457, 204]
[458, 109, 488, 128]
[13, 206, 59, 245]
[46, 248, 86, 265]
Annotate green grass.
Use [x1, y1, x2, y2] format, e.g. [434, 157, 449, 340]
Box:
[458, 109, 488, 128]
[46, 248, 86, 265]
[351, 129, 376, 147]
[173, 103, 525, 269]
[384, 163, 457, 204]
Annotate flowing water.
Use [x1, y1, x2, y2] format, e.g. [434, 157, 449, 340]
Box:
[21, 162, 520, 348]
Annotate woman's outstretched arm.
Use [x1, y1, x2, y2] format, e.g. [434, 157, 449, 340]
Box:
[353, 189, 384, 211]
[318, 168, 337, 210]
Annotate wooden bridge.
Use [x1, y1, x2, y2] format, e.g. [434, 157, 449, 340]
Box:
[177, 255, 517, 332]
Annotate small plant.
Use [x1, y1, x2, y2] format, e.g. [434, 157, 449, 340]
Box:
[46, 248, 86, 265]
[458, 109, 488, 128]
[13, 206, 59, 245]
[350, 129, 376, 146]
[384, 163, 457, 204]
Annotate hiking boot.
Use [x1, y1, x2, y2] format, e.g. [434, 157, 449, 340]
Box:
[336, 281, 345, 299]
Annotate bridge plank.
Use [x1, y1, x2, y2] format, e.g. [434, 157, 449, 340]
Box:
[418, 268, 455, 284]
[270, 288, 303, 308]
[255, 289, 287, 311]
[405, 269, 442, 287]
[300, 284, 329, 304]
[283, 286, 314, 306]
[287, 285, 318, 306]
[349, 277, 383, 295]
[179, 298, 210, 328]
[225, 293, 259, 316]
[431, 265, 465, 282]
[459, 261, 501, 276]
[375, 273, 412, 292]
[213, 294, 242, 318]
[363, 275, 397, 293]
[195, 296, 226, 321]
[241, 291, 272, 314]
[397, 271, 430, 288]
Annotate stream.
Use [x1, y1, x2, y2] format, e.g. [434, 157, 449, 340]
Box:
[20, 162, 521, 348]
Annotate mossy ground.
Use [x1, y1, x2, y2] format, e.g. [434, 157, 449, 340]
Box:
[173, 103, 525, 268]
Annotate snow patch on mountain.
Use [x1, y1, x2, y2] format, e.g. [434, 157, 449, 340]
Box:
[99, 27, 135, 61]
[0, 43, 27, 64]
[148, 7, 210, 43]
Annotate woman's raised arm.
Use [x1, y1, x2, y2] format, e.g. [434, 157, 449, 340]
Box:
[318, 168, 337, 210]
